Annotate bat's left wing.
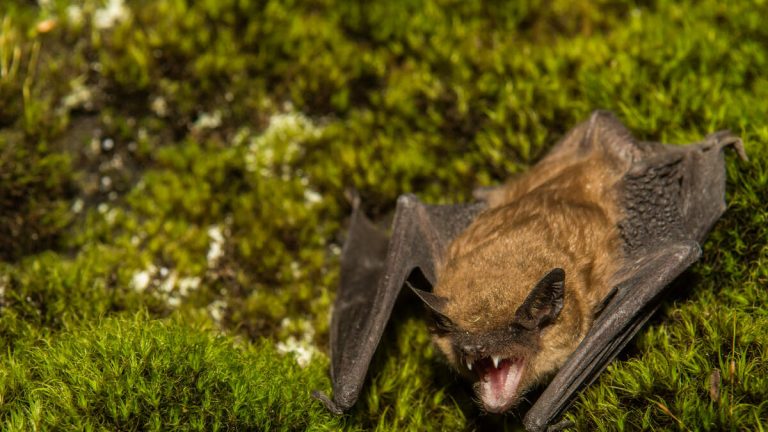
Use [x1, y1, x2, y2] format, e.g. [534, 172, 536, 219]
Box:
[524, 240, 701, 431]
[313, 194, 484, 414]
[524, 119, 745, 431]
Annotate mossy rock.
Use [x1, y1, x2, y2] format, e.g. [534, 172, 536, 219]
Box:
[0, 0, 766, 430]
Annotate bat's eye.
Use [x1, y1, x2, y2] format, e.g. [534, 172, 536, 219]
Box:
[508, 322, 529, 333]
[431, 313, 455, 333]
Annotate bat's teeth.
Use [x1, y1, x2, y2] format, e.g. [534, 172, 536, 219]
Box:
[492, 356, 500, 368]
[466, 358, 473, 371]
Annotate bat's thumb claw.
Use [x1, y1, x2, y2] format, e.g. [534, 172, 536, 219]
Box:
[344, 188, 362, 210]
[546, 419, 575, 432]
[729, 138, 748, 162]
[311, 389, 345, 415]
[709, 131, 748, 161]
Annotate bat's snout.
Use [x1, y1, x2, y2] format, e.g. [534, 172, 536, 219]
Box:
[460, 343, 486, 356]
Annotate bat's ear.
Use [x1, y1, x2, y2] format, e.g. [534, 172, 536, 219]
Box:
[409, 284, 449, 315]
[515, 268, 565, 329]
[410, 285, 456, 332]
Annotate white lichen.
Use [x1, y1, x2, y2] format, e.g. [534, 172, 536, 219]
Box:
[207, 225, 226, 268]
[192, 110, 222, 131]
[178, 277, 201, 297]
[132, 263, 202, 308]
[102, 138, 114, 151]
[67, 5, 84, 25]
[207, 299, 227, 324]
[245, 111, 323, 176]
[276, 318, 318, 368]
[150, 96, 169, 117]
[71, 199, 84, 214]
[303, 188, 323, 205]
[93, 0, 130, 30]
[105, 208, 119, 224]
[166, 296, 181, 308]
[276, 337, 315, 368]
[0, 274, 8, 308]
[61, 77, 93, 111]
[131, 265, 155, 292]
[158, 268, 176, 293]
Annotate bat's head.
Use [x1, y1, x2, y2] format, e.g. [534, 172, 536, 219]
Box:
[413, 268, 567, 414]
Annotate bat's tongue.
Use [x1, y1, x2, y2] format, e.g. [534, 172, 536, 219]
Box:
[477, 357, 525, 413]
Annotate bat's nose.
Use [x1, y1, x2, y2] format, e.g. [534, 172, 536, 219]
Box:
[461, 344, 485, 356]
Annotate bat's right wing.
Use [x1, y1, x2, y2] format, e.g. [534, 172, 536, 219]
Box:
[313, 194, 484, 414]
[524, 240, 701, 431]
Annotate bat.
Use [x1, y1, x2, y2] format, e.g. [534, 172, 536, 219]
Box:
[312, 110, 746, 430]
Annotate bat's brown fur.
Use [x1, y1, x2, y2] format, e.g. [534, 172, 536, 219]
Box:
[432, 124, 630, 399]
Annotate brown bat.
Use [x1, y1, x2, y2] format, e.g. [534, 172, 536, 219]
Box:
[312, 111, 745, 430]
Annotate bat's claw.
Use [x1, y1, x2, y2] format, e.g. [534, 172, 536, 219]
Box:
[311, 389, 345, 415]
[344, 188, 362, 210]
[546, 418, 575, 432]
[707, 130, 748, 161]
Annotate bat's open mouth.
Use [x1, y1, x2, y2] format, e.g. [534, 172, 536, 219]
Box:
[471, 356, 525, 413]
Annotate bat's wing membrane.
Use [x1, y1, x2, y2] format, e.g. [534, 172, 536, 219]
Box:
[314, 194, 484, 413]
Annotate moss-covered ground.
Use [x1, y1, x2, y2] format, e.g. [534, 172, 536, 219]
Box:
[0, 0, 766, 430]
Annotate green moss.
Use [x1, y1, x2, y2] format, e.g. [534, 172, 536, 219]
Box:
[0, 140, 74, 260]
[0, 313, 349, 431]
[0, 0, 766, 430]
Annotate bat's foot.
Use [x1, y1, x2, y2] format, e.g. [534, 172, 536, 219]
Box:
[311, 390, 345, 415]
[546, 418, 574, 431]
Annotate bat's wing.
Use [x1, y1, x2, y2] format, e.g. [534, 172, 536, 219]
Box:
[524, 114, 746, 431]
[313, 194, 484, 414]
[524, 241, 701, 431]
